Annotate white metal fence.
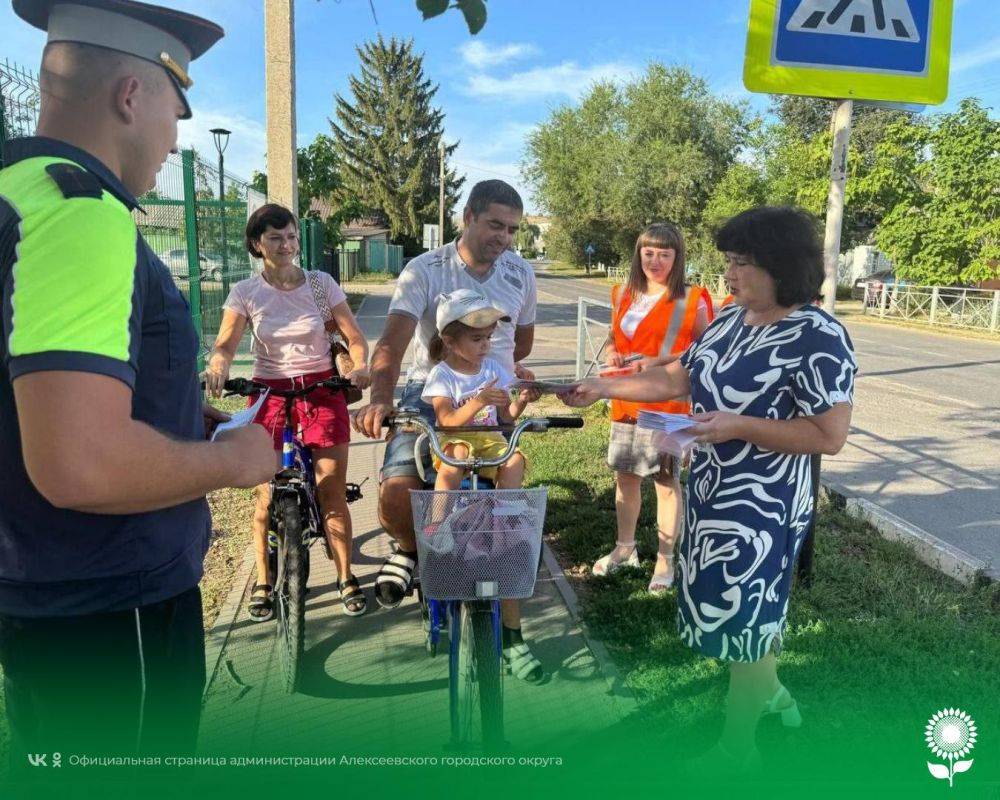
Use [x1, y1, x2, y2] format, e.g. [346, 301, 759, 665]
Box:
[575, 298, 612, 380]
[863, 283, 1000, 333]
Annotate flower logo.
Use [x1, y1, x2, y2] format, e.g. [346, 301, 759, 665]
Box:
[925, 708, 977, 787]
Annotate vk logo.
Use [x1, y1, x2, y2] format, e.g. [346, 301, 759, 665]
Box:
[27, 753, 47, 767]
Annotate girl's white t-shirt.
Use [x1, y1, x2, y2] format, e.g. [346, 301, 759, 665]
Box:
[223, 271, 347, 379]
[421, 358, 513, 426]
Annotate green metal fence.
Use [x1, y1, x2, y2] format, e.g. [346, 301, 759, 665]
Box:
[139, 149, 258, 368]
[337, 239, 404, 280]
[0, 58, 40, 168]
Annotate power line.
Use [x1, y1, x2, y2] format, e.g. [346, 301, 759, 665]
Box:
[451, 160, 522, 181]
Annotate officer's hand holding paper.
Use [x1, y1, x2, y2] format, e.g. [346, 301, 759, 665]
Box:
[210, 390, 270, 441]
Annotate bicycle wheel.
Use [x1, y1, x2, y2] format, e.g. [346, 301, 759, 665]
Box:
[274, 494, 306, 694]
[452, 601, 503, 748]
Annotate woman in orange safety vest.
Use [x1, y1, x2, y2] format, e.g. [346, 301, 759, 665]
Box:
[594, 222, 713, 592]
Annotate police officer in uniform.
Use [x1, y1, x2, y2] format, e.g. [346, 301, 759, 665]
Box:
[0, 0, 275, 763]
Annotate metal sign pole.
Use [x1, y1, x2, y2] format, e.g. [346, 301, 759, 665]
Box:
[822, 98, 853, 314]
[438, 138, 446, 245]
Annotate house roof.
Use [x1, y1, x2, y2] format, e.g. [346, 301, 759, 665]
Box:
[341, 224, 390, 239]
[340, 213, 390, 239]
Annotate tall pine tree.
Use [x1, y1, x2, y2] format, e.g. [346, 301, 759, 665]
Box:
[332, 36, 464, 252]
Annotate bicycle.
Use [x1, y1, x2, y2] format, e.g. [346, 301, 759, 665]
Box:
[217, 377, 366, 693]
[385, 410, 584, 749]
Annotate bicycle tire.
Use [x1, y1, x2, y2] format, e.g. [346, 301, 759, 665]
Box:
[453, 601, 503, 748]
[274, 494, 306, 694]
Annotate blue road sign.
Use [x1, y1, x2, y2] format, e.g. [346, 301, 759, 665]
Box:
[776, 0, 931, 76]
[745, 0, 953, 104]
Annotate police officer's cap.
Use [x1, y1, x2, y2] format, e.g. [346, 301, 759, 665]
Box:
[13, 0, 224, 119]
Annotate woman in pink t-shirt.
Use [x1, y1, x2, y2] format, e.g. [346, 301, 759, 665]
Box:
[205, 204, 370, 620]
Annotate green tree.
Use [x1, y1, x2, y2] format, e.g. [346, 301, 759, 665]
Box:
[690, 160, 769, 275]
[513, 221, 540, 257]
[250, 134, 365, 248]
[331, 36, 464, 255]
[874, 99, 1000, 285]
[524, 64, 748, 267]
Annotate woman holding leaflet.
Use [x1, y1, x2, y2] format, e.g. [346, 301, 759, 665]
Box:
[595, 223, 712, 592]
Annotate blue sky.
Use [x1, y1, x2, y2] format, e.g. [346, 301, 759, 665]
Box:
[3, 0, 998, 212]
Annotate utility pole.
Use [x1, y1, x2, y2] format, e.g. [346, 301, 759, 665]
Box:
[821, 99, 853, 314]
[438, 137, 446, 247]
[264, 0, 298, 216]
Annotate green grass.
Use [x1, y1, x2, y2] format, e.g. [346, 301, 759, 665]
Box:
[541, 259, 607, 279]
[344, 270, 396, 284]
[519, 403, 1000, 784]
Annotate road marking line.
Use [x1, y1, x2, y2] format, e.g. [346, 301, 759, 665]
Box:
[860, 375, 985, 410]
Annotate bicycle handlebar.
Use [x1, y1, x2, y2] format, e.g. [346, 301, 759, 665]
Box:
[384, 410, 583, 471]
[202, 377, 356, 399]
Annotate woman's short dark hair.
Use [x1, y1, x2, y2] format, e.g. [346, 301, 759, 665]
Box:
[715, 206, 824, 307]
[246, 203, 298, 258]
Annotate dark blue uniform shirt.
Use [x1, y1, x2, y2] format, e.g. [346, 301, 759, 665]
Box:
[0, 137, 210, 617]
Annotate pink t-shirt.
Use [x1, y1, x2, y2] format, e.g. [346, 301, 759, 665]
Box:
[223, 272, 348, 379]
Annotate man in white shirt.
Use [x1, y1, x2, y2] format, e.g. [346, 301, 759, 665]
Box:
[353, 180, 537, 608]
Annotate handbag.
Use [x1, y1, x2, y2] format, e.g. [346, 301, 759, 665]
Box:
[305, 270, 364, 405]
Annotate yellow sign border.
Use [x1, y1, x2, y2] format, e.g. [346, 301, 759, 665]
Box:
[744, 0, 953, 105]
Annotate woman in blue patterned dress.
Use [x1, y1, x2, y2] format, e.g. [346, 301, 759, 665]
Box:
[563, 207, 857, 771]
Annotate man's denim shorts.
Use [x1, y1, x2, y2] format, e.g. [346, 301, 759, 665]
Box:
[380, 380, 436, 484]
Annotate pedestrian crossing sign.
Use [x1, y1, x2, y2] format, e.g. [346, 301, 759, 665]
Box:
[744, 0, 954, 104]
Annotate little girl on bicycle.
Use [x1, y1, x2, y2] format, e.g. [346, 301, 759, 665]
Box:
[421, 289, 544, 684]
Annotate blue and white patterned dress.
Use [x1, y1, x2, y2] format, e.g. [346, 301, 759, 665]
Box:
[678, 304, 857, 663]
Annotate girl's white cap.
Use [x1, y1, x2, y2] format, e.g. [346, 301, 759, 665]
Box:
[435, 289, 510, 332]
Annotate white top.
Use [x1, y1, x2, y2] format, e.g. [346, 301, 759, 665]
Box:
[389, 241, 537, 382]
[617, 289, 711, 340]
[223, 271, 347, 379]
[421, 358, 513, 427]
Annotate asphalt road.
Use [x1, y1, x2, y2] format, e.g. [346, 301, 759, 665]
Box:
[531, 269, 1000, 575]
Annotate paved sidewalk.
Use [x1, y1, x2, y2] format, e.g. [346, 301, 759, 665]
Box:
[199, 290, 637, 757]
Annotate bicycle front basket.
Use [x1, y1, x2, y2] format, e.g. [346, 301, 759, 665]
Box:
[409, 488, 547, 601]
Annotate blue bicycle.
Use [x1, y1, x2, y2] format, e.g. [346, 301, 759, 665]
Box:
[387, 410, 583, 748]
[220, 377, 365, 693]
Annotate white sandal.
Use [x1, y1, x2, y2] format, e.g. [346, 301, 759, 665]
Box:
[762, 683, 802, 728]
[592, 541, 639, 576]
[502, 641, 544, 683]
[647, 556, 674, 593]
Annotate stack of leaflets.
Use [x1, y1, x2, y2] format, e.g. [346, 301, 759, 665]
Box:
[637, 410, 698, 457]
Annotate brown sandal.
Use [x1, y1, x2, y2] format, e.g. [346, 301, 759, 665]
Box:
[248, 583, 274, 623]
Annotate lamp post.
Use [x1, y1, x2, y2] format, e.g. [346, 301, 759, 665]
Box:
[210, 127, 231, 296]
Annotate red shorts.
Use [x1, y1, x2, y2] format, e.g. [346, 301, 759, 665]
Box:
[250, 369, 350, 451]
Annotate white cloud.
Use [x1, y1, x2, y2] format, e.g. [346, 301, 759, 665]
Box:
[464, 61, 639, 102]
[458, 41, 539, 69]
[178, 107, 267, 183]
[951, 36, 1000, 73]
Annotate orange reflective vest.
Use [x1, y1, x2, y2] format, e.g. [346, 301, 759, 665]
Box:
[609, 284, 713, 422]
